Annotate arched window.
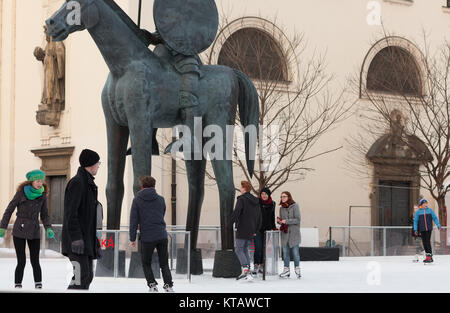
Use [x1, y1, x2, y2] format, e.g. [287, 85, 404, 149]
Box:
[217, 28, 288, 82]
[366, 46, 422, 96]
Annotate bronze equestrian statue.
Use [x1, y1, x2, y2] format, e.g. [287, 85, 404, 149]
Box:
[46, 0, 259, 277]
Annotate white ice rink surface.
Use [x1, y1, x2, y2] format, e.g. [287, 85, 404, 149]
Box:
[0, 255, 449, 293]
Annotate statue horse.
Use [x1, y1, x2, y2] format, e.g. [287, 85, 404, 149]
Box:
[46, 0, 259, 276]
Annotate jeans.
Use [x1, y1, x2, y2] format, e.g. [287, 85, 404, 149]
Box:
[13, 236, 42, 284]
[253, 232, 264, 265]
[235, 238, 251, 267]
[282, 244, 300, 268]
[141, 238, 173, 287]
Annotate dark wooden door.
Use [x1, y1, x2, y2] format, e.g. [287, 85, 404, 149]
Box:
[49, 176, 66, 224]
[378, 181, 410, 254]
[379, 181, 410, 226]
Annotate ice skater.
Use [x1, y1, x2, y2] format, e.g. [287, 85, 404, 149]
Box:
[277, 191, 301, 279]
[129, 176, 174, 292]
[0, 170, 54, 289]
[413, 199, 441, 264]
[231, 181, 262, 281]
[62, 149, 102, 290]
[252, 187, 276, 276]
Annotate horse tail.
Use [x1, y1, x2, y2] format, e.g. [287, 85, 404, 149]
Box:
[233, 69, 260, 178]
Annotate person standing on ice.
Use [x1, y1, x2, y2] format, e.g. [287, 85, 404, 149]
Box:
[129, 176, 174, 293]
[413, 199, 441, 263]
[277, 191, 301, 278]
[410, 205, 423, 262]
[231, 181, 262, 281]
[62, 149, 102, 290]
[252, 187, 276, 276]
[0, 170, 54, 289]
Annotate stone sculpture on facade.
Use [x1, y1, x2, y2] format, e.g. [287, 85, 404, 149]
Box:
[34, 25, 65, 127]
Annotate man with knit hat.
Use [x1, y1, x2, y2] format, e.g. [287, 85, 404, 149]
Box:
[62, 149, 102, 290]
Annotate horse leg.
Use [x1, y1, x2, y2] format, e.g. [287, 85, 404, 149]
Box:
[128, 123, 153, 194]
[103, 94, 129, 230]
[210, 158, 242, 278]
[184, 158, 206, 275]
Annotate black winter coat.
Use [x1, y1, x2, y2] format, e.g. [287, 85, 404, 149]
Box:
[259, 198, 276, 232]
[0, 187, 51, 240]
[129, 188, 167, 243]
[61, 167, 101, 259]
[231, 192, 262, 240]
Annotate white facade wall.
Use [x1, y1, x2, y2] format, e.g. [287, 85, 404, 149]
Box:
[1, 0, 448, 243]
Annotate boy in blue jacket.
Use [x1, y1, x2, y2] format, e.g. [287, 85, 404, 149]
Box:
[413, 199, 441, 263]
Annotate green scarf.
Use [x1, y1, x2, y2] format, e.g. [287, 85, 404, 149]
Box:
[24, 185, 44, 200]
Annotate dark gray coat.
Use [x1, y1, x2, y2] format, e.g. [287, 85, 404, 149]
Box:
[279, 202, 301, 248]
[0, 188, 51, 240]
[61, 167, 101, 259]
[231, 192, 262, 240]
[129, 188, 167, 243]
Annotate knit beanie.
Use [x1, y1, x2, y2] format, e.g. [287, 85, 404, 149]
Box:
[419, 199, 428, 206]
[260, 187, 272, 198]
[26, 169, 45, 182]
[79, 149, 100, 167]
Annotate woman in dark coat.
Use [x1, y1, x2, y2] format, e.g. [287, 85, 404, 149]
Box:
[252, 187, 276, 275]
[0, 170, 54, 289]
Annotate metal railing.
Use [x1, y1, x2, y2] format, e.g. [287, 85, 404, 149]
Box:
[1, 224, 282, 277]
[329, 226, 450, 257]
[1, 224, 192, 282]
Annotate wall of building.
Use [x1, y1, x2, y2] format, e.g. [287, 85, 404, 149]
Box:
[1, 0, 448, 245]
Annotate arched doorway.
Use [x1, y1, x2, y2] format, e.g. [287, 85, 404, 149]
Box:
[366, 111, 432, 253]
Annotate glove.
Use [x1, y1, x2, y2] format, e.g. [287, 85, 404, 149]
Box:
[0, 228, 5, 238]
[71, 239, 85, 255]
[46, 228, 55, 239]
[414, 231, 419, 237]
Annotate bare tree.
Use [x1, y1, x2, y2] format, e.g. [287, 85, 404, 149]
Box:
[350, 32, 450, 225]
[206, 16, 351, 194]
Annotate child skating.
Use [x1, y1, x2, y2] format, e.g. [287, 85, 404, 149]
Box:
[413, 199, 441, 264]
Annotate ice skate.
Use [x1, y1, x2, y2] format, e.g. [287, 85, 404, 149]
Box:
[148, 282, 158, 292]
[14, 284, 22, 289]
[236, 266, 253, 282]
[412, 254, 419, 263]
[251, 264, 259, 276]
[295, 267, 301, 279]
[163, 284, 174, 293]
[35, 282, 42, 289]
[279, 267, 290, 278]
[423, 254, 433, 264]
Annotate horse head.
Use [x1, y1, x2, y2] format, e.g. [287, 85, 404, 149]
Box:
[46, 0, 100, 42]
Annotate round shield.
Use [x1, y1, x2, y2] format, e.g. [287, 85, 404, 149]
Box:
[154, 0, 219, 56]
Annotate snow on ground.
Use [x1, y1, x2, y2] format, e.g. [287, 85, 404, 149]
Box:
[0, 255, 449, 293]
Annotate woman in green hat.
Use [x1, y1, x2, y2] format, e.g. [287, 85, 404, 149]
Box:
[0, 169, 54, 289]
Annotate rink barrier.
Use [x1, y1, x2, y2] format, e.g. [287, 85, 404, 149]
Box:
[2, 224, 192, 282]
[2, 224, 282, 277]
[329, 226, 449, 257]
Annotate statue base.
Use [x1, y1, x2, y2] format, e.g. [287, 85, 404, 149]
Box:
[36, 107, 61, 127]
[212, 249, 242, 278]
[95, 249, 126, 277]
[176, 248, 203, 275]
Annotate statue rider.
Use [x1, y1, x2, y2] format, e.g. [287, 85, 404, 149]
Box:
[142, 0, 219, 155]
